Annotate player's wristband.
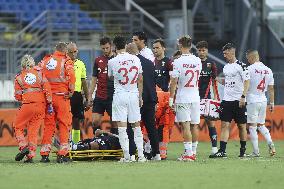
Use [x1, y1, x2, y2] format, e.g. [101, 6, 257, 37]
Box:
[169, 98, 174, 107]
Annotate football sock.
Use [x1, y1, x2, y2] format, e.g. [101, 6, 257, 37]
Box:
[144, 140, 152, 154]
[258, 125, 273, 145]
[220, 141, 227, 153]
[72, 129, 80, 143]
[208, 126, 218, 147]
[118, 127, 130, 159]
[240, 140, 246, 149]
[192, 141, 198, 155]
[183, 142, 193, 156]
[133, 127, 144, 158]
[249, 126, 259, 154]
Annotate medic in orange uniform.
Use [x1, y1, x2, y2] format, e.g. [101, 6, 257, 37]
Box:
[14, 55, 52, 163]
[39, 42, 75, 163]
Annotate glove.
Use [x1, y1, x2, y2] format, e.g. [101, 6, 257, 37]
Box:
[47, 104, 54, 114]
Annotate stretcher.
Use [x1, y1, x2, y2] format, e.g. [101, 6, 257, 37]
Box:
[53, 149, 123, 161]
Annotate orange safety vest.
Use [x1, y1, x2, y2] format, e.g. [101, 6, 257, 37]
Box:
[40, 51, 75, 94]
[14, 67, 52, 104]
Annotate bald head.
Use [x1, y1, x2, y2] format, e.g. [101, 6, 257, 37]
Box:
[67, 42, 78, 60]
[246, 49, 260, 64]
[126, 43, 139, 55]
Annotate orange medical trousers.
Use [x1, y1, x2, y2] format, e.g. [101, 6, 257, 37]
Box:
[40, 95, 72, 156]
[14, 102, 45, 159]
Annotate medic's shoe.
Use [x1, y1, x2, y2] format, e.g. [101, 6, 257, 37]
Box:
[40, 155, 50, 163]
[177, 154, 196, 161]
[268, 143, 276, 156]
[15, 147, 29, 161]
[57, 155, 72, 163]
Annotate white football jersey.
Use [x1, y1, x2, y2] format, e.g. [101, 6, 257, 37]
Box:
[108, 52, 142, 93]
[170, 54, 202, 103]
[223, 60, 250, 101]
[247, 62, 274, 104]
[140, 47, 155, 62]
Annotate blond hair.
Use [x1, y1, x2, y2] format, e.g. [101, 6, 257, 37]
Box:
[21, 54, 35, 69]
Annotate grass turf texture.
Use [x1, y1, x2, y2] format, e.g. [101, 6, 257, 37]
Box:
[0, 142, 284, 189]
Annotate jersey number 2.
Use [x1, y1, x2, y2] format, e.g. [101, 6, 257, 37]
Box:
[118, 66, 139, 85]
[257, 77, 266, 92]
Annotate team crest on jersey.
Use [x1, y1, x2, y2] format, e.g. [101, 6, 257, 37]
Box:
[207, 63, 211, 68]
[46, 58, 57, 70]
[24, 73, 37, 85]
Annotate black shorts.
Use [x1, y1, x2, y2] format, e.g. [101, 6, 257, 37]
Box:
[219, 100, 247, 124]
[70, 91, 85, 120]
[92, 97, 112, 116]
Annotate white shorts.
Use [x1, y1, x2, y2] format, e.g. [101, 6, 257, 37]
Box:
[112, 92, 141, 123]
[175, 102, 200, 124]
[247, 102, 267, 124]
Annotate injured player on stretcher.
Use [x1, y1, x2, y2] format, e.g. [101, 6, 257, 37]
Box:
[71, 129, 121, 151]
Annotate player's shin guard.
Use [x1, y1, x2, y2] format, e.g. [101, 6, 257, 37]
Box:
[249, 126, 259, 154]
[258, 125, 273, 145]
[208, 126, 218, 147]
[118, 127, 130, 159]
[133, 127, 144, 158]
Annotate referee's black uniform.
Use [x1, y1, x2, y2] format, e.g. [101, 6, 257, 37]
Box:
[127, 54, 160, 158]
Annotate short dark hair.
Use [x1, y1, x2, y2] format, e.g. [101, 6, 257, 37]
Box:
[196, 40, 208, 49]
[133, 31, 147, 43]
[100, 37, 111, 46]
[222, 43, 236, 51]
[153, 39, 165, 48]
[113, 36, 126, 50]
[178, 35, 192, 48]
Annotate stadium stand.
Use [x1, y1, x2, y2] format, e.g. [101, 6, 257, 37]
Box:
[0, 0, 102, 31]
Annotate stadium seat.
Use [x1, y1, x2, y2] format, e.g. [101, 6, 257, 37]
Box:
[0, 0, 103, 31]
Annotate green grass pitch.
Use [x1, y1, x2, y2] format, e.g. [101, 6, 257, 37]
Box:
[0, 141, 283, 189]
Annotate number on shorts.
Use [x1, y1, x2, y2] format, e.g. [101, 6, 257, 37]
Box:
[184, 70, 200, 87]
[257, 77, 266, 92]
[118, 66, 139, 85]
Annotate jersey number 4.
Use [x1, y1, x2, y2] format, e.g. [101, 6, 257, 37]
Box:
[257, 77, 266, 92]
[118, 66, 139, 85]
[184, 70, 200, 87]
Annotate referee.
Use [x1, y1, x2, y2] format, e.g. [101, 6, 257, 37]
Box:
[67, 42, 89, 143]
[210, 43, 250, 158]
